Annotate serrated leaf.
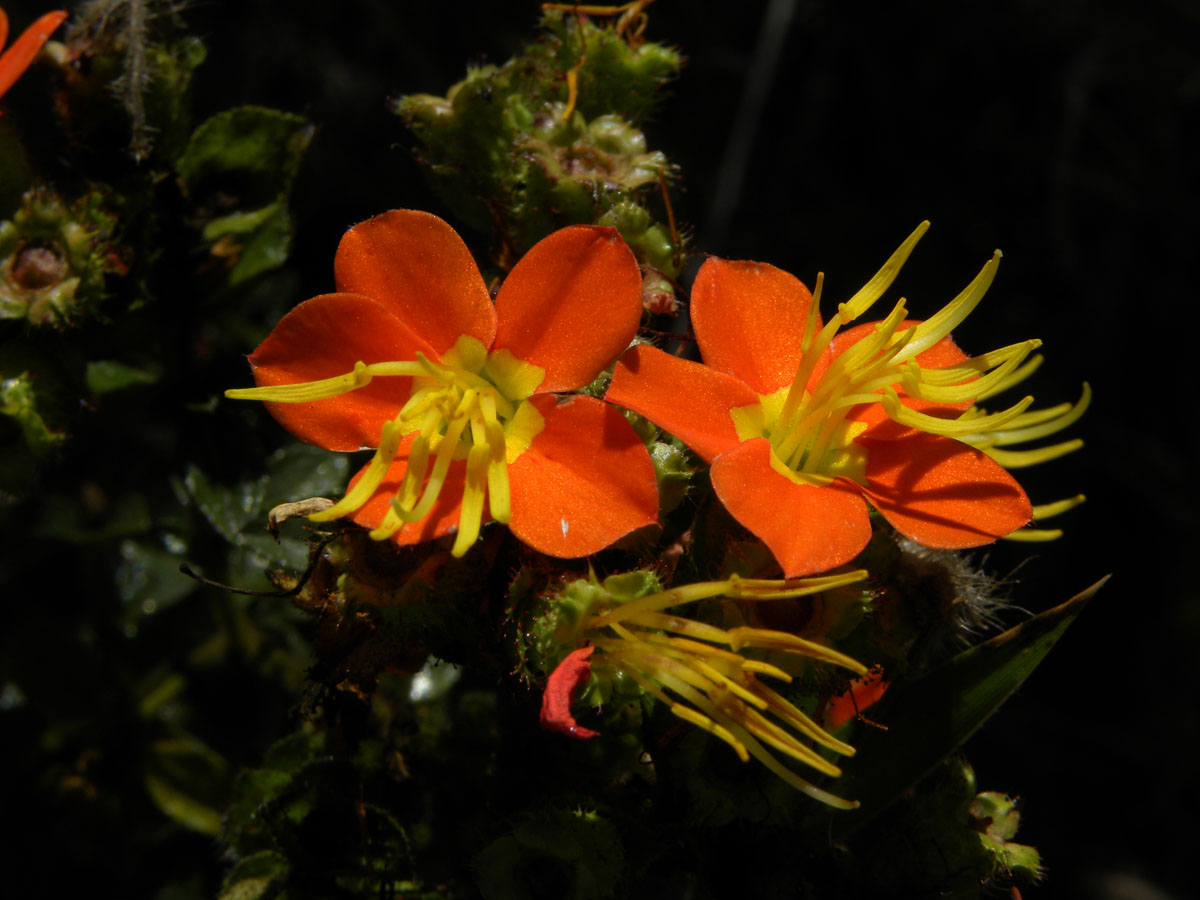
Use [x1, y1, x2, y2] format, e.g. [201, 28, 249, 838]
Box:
[831, 576, 1108, 833]
[145, 736, 231, 836]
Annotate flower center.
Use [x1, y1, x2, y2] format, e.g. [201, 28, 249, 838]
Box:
[728, 223, 1067, 486]
[227, 335, 546, 557]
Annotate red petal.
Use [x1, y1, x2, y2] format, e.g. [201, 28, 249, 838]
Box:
[607, 344, 759, 463]
[859, 433, 1032, 547]
[0, 10, 68, 99]
[346, 446, 480, 546]
[333, 210, 497, 356]
[492, 226, 642, 392]
[540, 646, 600, 739]
[709, 438, 872, 577]
[691, 257, 817, 394]
[824, 667, 889, 729]
[248, 293, 436, 451]
[832, 319, 971, 439]
[507, 394, 658, 557]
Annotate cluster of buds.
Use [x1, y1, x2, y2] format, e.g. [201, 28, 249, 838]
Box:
[0, 186, 123, 327]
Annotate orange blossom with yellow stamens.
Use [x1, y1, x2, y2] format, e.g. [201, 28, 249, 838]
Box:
[227, 209, 658, 559]
[606, 222, 1088, 577]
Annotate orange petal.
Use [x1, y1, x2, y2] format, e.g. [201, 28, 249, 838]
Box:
[347, 449, 480, 547]
[0, 10, 68, 100]
[858, 433, 1032, 548]
[507, 394, 658, 557]
[832, 319, 971, 439]
[333, 209, 496, 356]
[607, 344, 758, 463]
[691, 257, 817, 394]
[248, 292, 437, 451]
[709, 438, 872, 578]
[492, 226, 642, 393]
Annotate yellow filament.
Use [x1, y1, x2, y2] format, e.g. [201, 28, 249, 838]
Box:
[1031, 494, 1087, 520]
[800, 272, 825, 353]
[309, 420, 404, 522]
[977, 353, 1043, 400]
[979, 383, 1091, 446]
[977, 439, 1083, 468]
[882, 390, 1034, 436]
[1003, 528, 1064, 542]
[619, 666, 751, 763]
[752, 683, 856, 755]
[892, 250, 1001, 362]
[733, 703, 842, 776]
[917, 342, 1041, 386]
[391, 413, 469, 524]
[451, 445, 490, 557]
[901, 341, 1039, 404]
[840, 221, 930, 321]
[725, 626, 868, 675]
[577, 575, 866, 808]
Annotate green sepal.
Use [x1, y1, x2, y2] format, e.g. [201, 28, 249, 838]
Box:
[831, 576, 1108, 832]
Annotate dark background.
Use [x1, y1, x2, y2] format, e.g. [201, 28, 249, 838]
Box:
[8, 0, 1195, 896]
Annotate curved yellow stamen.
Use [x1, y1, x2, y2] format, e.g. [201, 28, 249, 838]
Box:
[1032, 494, 1087, 520]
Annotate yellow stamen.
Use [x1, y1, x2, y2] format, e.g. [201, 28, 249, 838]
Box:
[309, 420, 404, 522]
[572, 573, 868, 807]
[451, 445, 490, 557]
[228, 333, 536, 557]
[978, 439, 1084, 468]
[1003, 528, 1064, 542]
[1031, 494, 1087, 520]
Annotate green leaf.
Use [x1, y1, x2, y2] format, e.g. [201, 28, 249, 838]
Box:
[116, 539, 197, 625]
[145, 736, 232, 836]
[177, 107, 313, 204]
[1, 371, 65, 454]
[85, 360, 160, 395]
[183, 464, 266, 543]
[220, 851, 289, 900]
[831, 576, 1108, 833]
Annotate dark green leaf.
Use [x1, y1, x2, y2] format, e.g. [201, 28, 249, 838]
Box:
[832, 576, 1108, 833]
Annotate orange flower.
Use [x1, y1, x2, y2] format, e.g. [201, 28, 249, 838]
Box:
[227, 210, 658, 558]
[608, 223, 1088, 577]
[0, 8, 66, 103]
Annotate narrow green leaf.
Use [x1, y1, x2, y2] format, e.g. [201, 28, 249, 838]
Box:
[85, 360, 159, 395]
[145, 737, 232, 836]
[832, 576, 1108, 833]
